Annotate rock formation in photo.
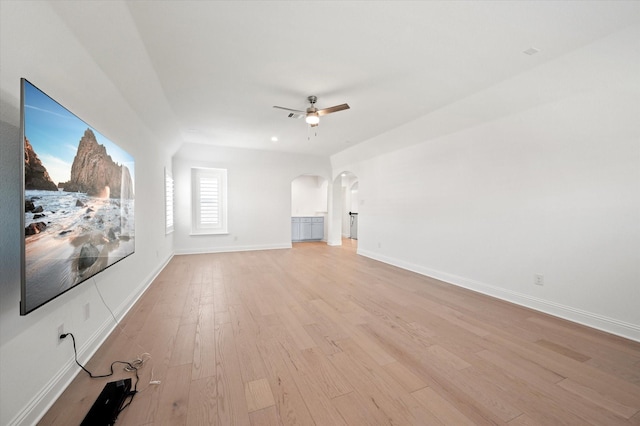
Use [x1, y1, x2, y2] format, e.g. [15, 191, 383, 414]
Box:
[24, 138, 58, 191]
[25, 222, 47, 235]
[59, 129, 134, 199]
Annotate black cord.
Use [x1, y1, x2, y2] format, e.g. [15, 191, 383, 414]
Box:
[62, 333, 138, 414]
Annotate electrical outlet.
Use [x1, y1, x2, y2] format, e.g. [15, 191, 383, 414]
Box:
[84, 302, 90, 321]
[534, 274, 544, 286]
[57, 324, 65, 344]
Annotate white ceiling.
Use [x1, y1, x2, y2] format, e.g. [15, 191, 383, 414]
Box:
[49, 1, 640, 157]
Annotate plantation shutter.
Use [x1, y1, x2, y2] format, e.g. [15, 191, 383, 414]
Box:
[199, 175, 219, 226]
[165, 168, 174, 234]
[191, 167, 227, 234]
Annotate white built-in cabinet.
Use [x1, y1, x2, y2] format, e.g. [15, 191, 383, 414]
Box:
[292, 217, 324, 241]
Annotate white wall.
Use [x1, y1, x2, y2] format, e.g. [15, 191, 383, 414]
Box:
[0, 3, 175, 425]
[291, 175, 328, 216]
[173, 143, 330, 254]
[332, 26, 640, 341]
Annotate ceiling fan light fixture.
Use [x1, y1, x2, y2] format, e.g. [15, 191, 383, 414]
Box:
[305, 112, 319, 125]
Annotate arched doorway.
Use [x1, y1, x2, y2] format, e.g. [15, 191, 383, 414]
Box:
[291, 174, 328, 242]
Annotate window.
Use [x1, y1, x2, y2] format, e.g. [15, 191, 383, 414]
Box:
[191, 167, 227, 234]
[164, 168, 174, 234]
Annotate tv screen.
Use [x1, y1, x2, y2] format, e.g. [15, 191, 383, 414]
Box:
[20, 79, 135, 315]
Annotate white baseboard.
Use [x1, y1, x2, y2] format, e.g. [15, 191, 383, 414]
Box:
[358, 249, 640, 343]
[12, 253, 174, 426]
[174, 243, 291, 255]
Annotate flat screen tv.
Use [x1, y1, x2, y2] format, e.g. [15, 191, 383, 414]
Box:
[20, 79, 135, 315]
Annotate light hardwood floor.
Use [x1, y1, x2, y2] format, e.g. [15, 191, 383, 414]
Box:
[40, 240, 640, 425]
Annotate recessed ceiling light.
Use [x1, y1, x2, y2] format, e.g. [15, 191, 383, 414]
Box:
[271, 136, 278, 142]
[523, 47, 540, 56]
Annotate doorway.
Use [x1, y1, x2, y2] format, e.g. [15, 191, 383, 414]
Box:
[347, 181, 358, 239]
[328, 171, 359, 247]
[291, 175, 328, 242]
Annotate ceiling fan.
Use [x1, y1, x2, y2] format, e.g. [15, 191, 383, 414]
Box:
[273, 95, 350, 127]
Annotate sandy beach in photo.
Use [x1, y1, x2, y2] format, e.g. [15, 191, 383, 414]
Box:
[24, 190, 134, 311]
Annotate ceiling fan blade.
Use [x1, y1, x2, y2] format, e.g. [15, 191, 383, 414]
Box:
[317, 103, 350, 116]
[273, 105, 305, 113]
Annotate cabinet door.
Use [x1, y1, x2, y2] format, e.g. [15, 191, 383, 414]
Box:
[291, 219, 300, 241]
[300, 222, 312, 240]
[310, 217, 324, 240]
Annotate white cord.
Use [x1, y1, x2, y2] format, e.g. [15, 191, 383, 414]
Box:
[93, 277, 121, 326]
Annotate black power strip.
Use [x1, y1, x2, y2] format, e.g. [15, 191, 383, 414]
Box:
[81, 378, 132, 426]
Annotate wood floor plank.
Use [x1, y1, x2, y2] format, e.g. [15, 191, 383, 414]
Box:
[527, 316, 640, 357]
[302, 322, 344, 355]
[117, 382, 161, 426]
[306, 298, 355, 339]
[524, 316, 640, 384]
[192, 303, 216, 380]
[485, 332, 640, 413]
[249, 405, 280, 426]
[180, 282, 202, 326]
[275, 305, 317, 350]
[228, 304, 268, 383]
[397, 391, 447, 425]
[477, 340, 637, 425]
[300, 346, 353, 399]
[215, 310, 231, 325]
[244, 378, 275, 413]
[427, 344, 473, 371]
[557, 378, 639, 419]
[475, 348, 564, 385]
[341, 323, 396, 366]
[332, 390, 393, 425]
[274, 337, 349, 426]
[382, 361, 427, 393]
[186, 376, 217, 426]
[508, 413, 545, 425]
[535, 339, 592, 362]
[358, 318, 430, 364]
[411, 386, 477, 426]
[418, 355, 522, 423]
[155, 363, 192, 425]
[170, 323, 197, 366]
[213, 279, 229, 314]
[329, 348, 417, 425]
[215, 322, 251, 425]
[256, 338, 316, 425]
[40, 242, 640, 426]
